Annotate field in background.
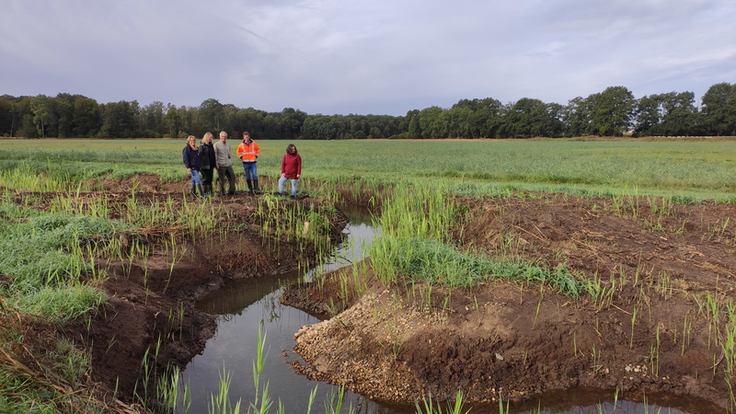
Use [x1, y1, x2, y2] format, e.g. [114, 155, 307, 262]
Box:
[1, 138, 735, 199]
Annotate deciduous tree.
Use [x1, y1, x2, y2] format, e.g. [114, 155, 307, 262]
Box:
[418, 106, 448, 138]
[73, 96, 101, 137]
[701, 82, 736, 136]
[300, 115, 336, 140]
[31, 95, 57, 138]
[589, 86, 635, 136]
[199, 98, 224, 132]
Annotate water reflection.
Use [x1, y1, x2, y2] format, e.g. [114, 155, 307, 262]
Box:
[196, 269, 302, 317]
[468, 387, 725, 413]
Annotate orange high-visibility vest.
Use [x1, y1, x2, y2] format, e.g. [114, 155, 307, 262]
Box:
[237, 140, 260, 162]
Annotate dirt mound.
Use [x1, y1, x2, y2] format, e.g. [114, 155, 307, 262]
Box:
[286, 192, 736, 411]
[100, 173, 164, 193]
[291, 293, 430, 403]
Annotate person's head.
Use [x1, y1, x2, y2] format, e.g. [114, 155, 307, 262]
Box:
[243, 131, 250, 141]
[187, 135, 196, 146]
[286, 144, 297, 155]
[219, 131, 227, 142]
[203, 132, 213, 145]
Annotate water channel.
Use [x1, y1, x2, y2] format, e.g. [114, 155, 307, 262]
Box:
[181, 205, 721, 414]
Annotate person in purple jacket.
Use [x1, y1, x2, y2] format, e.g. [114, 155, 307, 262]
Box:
[278, 144, 302, 199]
[182, 135, 203, 198]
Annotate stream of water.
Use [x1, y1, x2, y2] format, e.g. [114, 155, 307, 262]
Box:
[181, 206, 721, 414]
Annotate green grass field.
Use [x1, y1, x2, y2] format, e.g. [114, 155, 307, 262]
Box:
[1, 138, 735, 199]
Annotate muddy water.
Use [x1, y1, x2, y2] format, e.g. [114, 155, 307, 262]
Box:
[183, 206, 714, 414]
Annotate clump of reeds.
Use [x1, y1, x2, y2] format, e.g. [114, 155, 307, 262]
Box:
[369, 183, 584, 296]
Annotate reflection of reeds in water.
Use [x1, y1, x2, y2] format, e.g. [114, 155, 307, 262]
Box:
[155, 325, 357, 414]
[416, 390, 470, 414]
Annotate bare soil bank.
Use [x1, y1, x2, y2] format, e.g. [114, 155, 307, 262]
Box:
[284, 192, 736, 412]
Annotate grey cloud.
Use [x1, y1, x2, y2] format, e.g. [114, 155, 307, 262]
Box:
[1, 0, 734, 115]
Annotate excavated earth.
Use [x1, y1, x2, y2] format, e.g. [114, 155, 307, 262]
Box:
[283, 192, 736, 412]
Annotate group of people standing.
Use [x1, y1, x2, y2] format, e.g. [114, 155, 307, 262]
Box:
[182, 131, 302, 199]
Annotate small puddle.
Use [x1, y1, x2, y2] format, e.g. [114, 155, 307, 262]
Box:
[182, 205, 721, 414]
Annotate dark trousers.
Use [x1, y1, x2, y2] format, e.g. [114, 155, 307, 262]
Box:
[217, 165, 236, 194]
[200, 168, 214, 186]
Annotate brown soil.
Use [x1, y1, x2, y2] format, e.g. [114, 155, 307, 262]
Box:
[9, 175, 347, 408]
[284, 192, 736, 412]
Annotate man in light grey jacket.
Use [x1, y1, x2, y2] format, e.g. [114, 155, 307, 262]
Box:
[214, 131, 236, 196]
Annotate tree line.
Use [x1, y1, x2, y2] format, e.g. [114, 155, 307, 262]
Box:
[0, 83, 734, 140]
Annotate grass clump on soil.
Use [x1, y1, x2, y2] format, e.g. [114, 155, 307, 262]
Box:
[0, 201, 129, 322]
[377, 236, 583, 296]
[370, 182, 584, 296]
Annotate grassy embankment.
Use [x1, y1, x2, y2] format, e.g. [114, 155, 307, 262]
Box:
[0, 138, 735, 413]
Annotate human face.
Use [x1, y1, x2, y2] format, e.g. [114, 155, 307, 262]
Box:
[219, 132, 227, 142]
[187, 136, 195, 146]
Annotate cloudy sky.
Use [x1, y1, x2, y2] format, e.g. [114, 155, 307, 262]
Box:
[1, 0, 734, 115]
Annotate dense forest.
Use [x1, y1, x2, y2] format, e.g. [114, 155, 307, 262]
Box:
[0, 83, 734, 140]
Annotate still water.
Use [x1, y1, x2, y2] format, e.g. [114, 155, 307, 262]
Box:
[181, 206, 721, 414]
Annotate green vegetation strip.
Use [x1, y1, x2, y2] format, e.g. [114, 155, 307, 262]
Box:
[0, 202, 129, 322]
[369, 183, 584, 296]
[377, 236, 583, 296]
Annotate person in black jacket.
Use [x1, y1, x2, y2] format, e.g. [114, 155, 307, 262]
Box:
[198, 132, 216, 198]
[182, 135, 203, 198]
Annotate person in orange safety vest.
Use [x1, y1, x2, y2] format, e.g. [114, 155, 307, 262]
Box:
[236, 131, 261, 194]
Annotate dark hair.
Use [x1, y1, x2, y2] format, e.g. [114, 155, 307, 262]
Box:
[286, 144, 297, 155]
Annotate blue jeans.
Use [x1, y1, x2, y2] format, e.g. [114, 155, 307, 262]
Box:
[242, 162, 257, 181]
[190, 170, 201, 185]
[278, 177, 298, 196]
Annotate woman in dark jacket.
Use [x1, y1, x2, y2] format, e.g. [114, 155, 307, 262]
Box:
[182, 135, 203, 198]
[278, 144, 302, 199]
[198, 132, 216, 197]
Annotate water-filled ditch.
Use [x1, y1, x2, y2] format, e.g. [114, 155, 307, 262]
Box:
[182, 205, 719, 414]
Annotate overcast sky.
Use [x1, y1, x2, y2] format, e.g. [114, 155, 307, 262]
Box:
[1, 0, 734, 116]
